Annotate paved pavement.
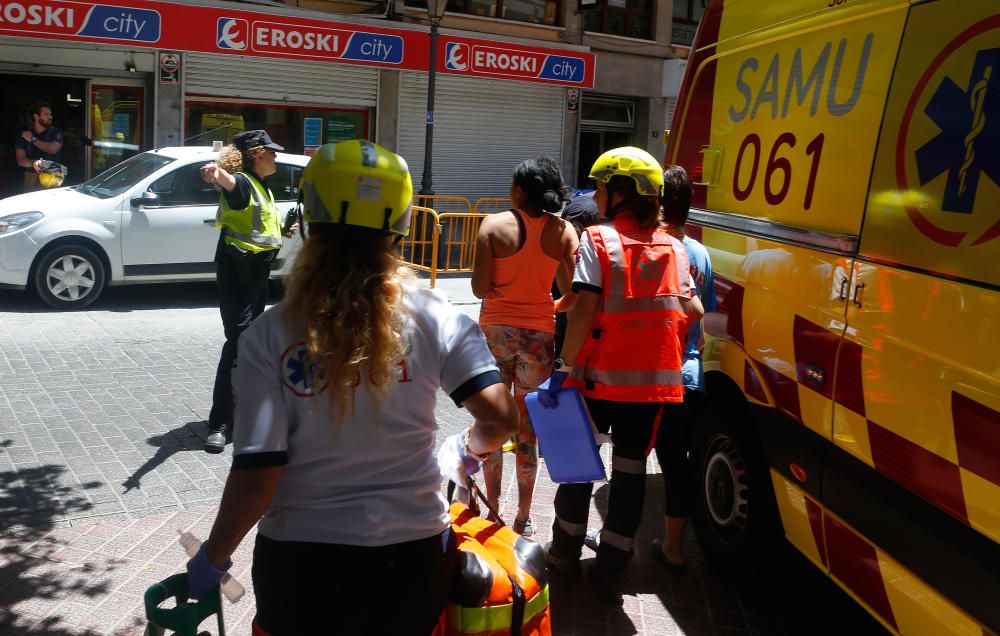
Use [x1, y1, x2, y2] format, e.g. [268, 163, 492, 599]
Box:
[0, 275, 881, 635]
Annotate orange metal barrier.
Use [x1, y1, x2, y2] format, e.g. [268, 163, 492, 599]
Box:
[414, 195, 472, 215]
[473, 197, 512, 215]
[398, 208, 486, 288]
[437, 212, 486, 276]
[400, 205, 441, 286]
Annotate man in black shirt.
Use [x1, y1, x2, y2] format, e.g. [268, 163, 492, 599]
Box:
[15, 101, 64, 192]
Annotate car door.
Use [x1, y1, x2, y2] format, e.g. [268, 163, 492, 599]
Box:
[268, 160, 305, 273]
[121, 160, 220, 278]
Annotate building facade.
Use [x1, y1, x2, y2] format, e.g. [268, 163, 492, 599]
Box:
[0, 0, 692, 200]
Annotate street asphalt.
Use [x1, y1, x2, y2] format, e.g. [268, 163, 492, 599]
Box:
[0, 274, 881, 635]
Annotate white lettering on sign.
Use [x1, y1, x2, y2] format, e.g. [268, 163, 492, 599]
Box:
[256, 26, 340, 52]
[0, 2, 75, 28]
[103, 12, 147, 39]
[550, 60, 577, 81]
[360, 38, 393, 61]
[473, 49, 538, 73]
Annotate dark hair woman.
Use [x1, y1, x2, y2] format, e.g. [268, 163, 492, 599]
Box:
[470, 157, 578, 537]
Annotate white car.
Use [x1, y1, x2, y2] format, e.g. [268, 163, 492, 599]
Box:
[0, 146, 307, 309]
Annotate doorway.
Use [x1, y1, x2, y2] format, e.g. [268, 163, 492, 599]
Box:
[577, 129, 634, 189]
[0, 74, 86, 199]
[575, 95, 637, 189]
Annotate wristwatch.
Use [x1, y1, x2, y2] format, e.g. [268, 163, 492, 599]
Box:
[554, 357, 572, 372]
[30, 136, 38, 144]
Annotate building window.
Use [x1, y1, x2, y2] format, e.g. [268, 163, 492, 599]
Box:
[671, 0, 704, 47]
[583, 0, 653, 40]
[407, 1, 560, 26]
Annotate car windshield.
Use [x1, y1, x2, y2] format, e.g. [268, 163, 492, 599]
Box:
[77, 152, 176, 199]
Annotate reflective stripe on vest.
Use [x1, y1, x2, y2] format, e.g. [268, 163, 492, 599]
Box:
[569, 216, 688, 403]
[448, 584, 549, 634]
[216, 173, 282, 253]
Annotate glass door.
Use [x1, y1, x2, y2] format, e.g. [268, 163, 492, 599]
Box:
[89, 82, 144, 178]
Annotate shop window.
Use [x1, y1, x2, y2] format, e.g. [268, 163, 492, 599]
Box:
[583, 0, 653, 40]
[407, 0, 560, 26]
[671, 0, 704, 47]
[184, 101, 370, 156]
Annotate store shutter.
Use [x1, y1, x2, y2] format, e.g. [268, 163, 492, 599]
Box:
[397, 73, 564, 201]
[185, 53, 379, 106]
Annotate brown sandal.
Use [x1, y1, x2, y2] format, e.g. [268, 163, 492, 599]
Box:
[512, 516, 534, 537]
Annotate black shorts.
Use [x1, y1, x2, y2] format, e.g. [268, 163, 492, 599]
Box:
[252, 529, 455, 636]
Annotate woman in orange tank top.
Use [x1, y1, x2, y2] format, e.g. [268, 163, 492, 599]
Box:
[472, 158, 579, 536]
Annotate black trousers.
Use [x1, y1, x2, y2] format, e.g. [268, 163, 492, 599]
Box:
[252, 530, 456, 636]
[208, 243, 275, 431]
[551, 398, 661, 575]
[654, 389, 704, 518]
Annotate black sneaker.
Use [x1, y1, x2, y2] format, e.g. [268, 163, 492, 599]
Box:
[543, 542, 581, 578]
[585, 561, 623, 605]
[205, 427, 226, 454]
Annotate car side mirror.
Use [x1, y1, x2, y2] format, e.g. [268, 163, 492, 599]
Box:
[130, 191, 161, 208]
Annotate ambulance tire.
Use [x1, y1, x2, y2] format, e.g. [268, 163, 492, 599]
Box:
[689, 402, 784, 580]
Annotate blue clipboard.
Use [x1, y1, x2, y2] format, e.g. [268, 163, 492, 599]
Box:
[525, 383, 606, 484]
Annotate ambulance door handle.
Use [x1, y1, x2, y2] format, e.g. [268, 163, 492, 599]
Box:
[852, 282, 865, 308]
[838, 277, 848, 302]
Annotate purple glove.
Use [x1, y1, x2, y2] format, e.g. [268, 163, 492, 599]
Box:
[537, 370, 569, 409]
[437, 428, 484, 485]
[186, 543, 231, 600]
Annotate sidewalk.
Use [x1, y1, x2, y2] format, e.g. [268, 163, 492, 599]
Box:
[0, 277, 874, 635]
[1, 448, 769, 636]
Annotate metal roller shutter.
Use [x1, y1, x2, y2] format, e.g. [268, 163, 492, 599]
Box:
[185, 53, 379, 106]
[398, 73, 564, 201]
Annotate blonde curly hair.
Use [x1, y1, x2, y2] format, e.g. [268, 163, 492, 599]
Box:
[216, 145, 244, 175]
[282, 224, 414, 423]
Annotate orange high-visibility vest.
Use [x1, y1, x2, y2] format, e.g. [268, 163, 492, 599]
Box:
[434, 502, 551, 636]
[567, 215, 691, 403]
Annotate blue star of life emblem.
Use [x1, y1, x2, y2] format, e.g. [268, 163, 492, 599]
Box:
[915, 47, 1000, 214]
[282, 343, 327, 396]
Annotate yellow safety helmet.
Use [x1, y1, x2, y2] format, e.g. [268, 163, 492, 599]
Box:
[589, 146, 664, 197]
[299, 140, 413, 237]
[37, 161, 67, 189]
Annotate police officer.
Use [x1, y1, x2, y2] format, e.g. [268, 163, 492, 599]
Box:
[539, 147, 704, 604]
[200, 130, 294, 453]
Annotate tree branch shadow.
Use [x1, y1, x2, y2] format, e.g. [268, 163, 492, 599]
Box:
[0, 440, 135, 635]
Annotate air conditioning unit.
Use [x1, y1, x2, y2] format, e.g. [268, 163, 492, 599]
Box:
[662, 58, 687, 98]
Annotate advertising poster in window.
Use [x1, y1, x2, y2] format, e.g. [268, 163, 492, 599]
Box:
[304, 117, 323, 156]
[326, 114, 363, 144]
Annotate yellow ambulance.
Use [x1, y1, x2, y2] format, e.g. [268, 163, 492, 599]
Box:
[665, 1, 999, 634]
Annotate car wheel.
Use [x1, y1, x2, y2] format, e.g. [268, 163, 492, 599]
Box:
[689, 402, 784, 579]
[33, 244, 106, 310]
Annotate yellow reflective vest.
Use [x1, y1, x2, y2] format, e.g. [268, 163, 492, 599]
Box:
[216, 173, 283, 254]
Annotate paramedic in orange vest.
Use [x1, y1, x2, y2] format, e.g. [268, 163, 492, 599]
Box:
[538, 147, 704, 604]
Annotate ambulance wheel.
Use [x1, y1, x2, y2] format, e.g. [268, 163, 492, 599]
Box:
[689, 402, 783, 579]
[33, 243, 106, 310]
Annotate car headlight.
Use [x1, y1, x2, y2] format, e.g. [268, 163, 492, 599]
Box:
[0, 211, 44, 235]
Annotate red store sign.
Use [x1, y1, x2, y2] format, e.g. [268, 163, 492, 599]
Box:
[0, 0, 595, 87]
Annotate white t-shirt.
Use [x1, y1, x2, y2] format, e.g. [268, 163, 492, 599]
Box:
[232, 285, 500, 547]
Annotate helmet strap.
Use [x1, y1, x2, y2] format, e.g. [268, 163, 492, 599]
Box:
[382, 207, 392, 232]
[339, 201, 349, 225]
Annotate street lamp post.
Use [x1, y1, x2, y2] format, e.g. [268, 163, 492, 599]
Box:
[419, 0, 448, 197]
